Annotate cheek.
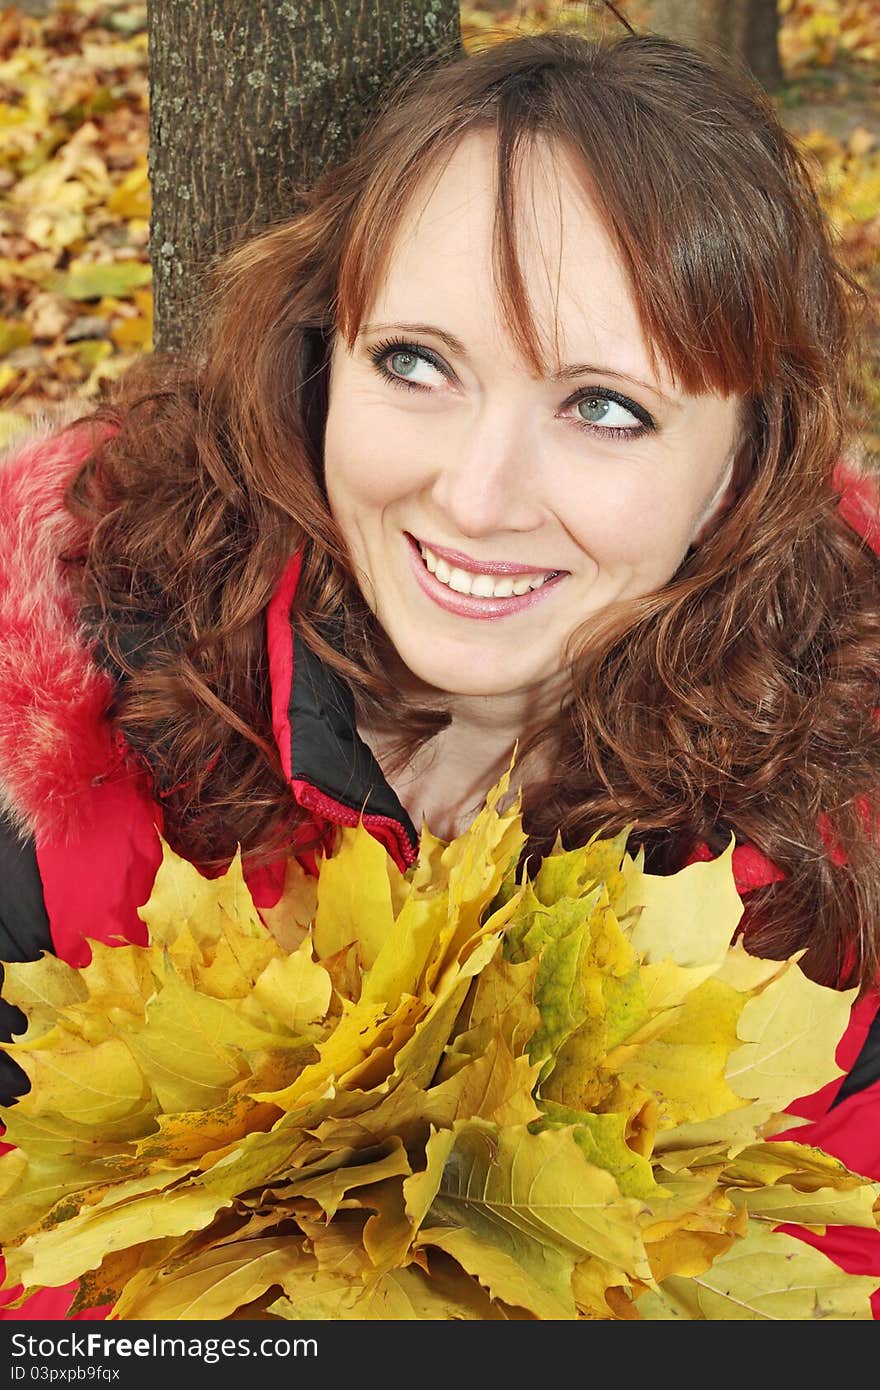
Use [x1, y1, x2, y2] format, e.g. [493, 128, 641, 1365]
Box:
[561, 474, 703, 576]
[561, 473, 668, 548]
[324, 404, 436, 514]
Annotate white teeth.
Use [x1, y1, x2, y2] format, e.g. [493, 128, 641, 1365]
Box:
[447, 567, 472, 594]
[469, 574, 497, 598]
[417, 542, 558, 600]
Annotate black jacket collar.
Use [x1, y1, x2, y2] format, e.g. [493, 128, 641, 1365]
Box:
[289, 632, 418, 852]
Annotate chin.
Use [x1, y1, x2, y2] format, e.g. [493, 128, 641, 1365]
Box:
[397, 644, 554, 702]
[426, 673, 522, 698]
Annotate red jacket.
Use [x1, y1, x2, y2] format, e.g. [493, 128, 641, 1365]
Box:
[0, 422, 878, 1318]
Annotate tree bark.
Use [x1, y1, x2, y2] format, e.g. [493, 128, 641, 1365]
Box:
[649, 0, 783, 91]
[147, 1, 462, 354]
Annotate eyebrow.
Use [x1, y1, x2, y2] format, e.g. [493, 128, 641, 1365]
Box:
[358, 320, 674, 404]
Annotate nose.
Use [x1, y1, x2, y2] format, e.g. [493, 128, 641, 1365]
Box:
[429, 405, 546, 538]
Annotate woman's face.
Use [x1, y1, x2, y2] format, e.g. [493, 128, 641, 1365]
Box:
[324, 130, 742, 703]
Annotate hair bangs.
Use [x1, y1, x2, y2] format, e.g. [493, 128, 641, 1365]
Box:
[336, 84, 787, 401]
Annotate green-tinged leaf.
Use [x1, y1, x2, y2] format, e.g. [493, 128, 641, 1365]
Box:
[1, 1103, 155, 1161]
[538, 1102, 664, 1201]
[721, 1140, 880, 1225]
[532, 827, 631, 907]
[525, 896, 599, 1072]
[429, 1120, 651, 1299]
[0, 1150, 125, 1248]
[723, 1139, 874, 1190]
[46, 261, 152, 301]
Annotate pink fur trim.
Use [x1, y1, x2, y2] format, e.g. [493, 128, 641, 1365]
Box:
[0, 417, 119, 843]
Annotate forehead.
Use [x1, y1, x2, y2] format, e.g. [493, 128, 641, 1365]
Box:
[360, 128, 661, 384]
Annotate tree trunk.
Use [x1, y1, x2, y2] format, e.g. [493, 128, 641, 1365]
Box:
[147, 0, 462, 354]
[649, 0, 783, 91]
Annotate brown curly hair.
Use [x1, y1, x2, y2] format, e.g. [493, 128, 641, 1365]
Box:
[65, 31, 880, 991]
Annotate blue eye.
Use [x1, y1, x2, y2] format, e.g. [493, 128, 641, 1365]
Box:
[569, 388, 654, 440]
[368, 340, 447, 389]
[389, 350, 418, 377]
[578, 396, 637, 427]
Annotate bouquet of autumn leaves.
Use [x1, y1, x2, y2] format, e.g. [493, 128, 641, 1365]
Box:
[1, 772, 879, 1320]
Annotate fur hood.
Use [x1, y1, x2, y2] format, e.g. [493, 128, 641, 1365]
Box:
[0, 414, 119, 843]
[0, 413, 418, 872]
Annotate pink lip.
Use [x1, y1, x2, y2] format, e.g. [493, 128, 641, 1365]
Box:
[404, 535, 566, 621]
[408, 533, 562, 578]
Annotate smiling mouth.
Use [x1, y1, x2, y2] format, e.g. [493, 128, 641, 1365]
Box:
[412, 538, 564, 599]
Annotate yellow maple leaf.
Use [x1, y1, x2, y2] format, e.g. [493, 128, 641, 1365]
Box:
[0, 772, 875, 1321]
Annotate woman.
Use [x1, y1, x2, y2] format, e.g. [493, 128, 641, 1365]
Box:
[1, 29, 879, 1317]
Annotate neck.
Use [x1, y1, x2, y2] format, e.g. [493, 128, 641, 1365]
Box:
[358, 658, 566, 843]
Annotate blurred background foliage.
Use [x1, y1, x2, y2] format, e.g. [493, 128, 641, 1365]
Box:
[0, 0, 877, 462]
